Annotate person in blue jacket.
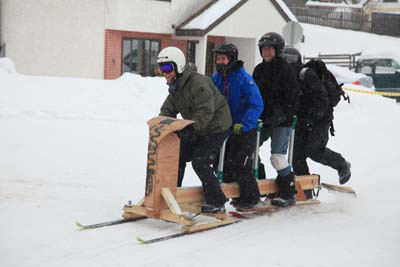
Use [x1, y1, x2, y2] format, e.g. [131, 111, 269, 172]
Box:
[212, 42, 264, 211]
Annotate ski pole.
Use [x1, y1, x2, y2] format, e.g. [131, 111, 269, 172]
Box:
[252, 120, 263, 179]
[217, 137, 228, 183]
[287, 116, 297, 166]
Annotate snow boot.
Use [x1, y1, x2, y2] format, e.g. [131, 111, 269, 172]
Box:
[235, 202, 261, 212]
[229, 199, 239, 208]
[201, 203, 226, 213]
[271, 196, 296, 208]
[338, 161, 351, 185]
[271, 173, 296, 208]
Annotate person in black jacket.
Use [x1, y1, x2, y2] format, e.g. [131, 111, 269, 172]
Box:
[282, 47, 351, 190]
[252, 32, 301, 207]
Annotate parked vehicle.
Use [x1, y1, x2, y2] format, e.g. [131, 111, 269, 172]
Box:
[327, 64, 374, 89]
[355, 56, 400, 101]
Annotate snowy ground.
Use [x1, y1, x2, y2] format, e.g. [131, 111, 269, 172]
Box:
[1, 24, 400, 267]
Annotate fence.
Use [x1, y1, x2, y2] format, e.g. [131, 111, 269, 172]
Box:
[303, 52, 361, 69]
[291, 7, 400, 37]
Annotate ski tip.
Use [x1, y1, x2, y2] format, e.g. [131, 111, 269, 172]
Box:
[136, 235, 147, 245]
[75, 221, 89, 230]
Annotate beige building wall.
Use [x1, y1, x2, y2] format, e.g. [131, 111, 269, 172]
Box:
[1, 0, 105, 78]
[105, 0, 210, 33]
[374, 1, 400, 12]
[0, 0, 211, 78]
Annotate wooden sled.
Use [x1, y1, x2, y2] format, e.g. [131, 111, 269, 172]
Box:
[122, 116, 321, 233]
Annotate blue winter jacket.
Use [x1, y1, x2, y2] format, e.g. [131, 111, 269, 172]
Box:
[212, 64, 263, 132]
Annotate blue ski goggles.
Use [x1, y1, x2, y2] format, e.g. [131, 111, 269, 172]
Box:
[159, 63, 175, 74]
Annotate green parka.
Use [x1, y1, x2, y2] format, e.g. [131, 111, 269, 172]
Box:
[160, 65, 232, 136]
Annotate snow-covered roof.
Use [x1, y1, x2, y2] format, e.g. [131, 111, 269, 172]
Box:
[274, 0, 298, 22]
[181, 0, 243, 30]
[176, 0, 296, 36]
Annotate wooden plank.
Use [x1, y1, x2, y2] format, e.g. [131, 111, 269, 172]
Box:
[161, 187, 183, 215]
[136, 197, 144, 206]
[295, 181, 308, 201]
[122, 212, 147, 220]
[176, 186, 204, 203]
[175, 175, 320, 204]
[296, 199, 320, 206]
[296, 175, 320, 190]
[200, 212, 227, 220]
[182, 217, 236, 233]
[159, 210, 195, 226]
[179, 202, 203, 213]
[123, 205, 194, 225]
[123, 205, 152, 217]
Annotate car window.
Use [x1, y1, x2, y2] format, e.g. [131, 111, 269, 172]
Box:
[375, 66, 397, 74]
[376, 59, 391, 67]
[391, 60, 400, 70]
[360, 65, 373, 74]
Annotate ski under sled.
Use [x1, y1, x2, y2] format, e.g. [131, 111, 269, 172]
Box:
[75, 215, 147, 230]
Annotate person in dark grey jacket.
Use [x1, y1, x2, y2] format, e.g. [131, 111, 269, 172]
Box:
[157, 46, 232, 213]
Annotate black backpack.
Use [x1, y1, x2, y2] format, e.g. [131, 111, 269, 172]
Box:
[301, 59, 350, 108]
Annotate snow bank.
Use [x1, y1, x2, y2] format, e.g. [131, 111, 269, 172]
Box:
[300, 23, 400, 59]
[0, 57, 17, 74]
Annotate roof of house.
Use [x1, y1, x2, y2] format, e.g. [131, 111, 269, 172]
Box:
[175, 0, 297, 36]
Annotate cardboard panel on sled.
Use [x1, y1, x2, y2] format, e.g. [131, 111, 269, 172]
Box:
[143, 116, 194, 217]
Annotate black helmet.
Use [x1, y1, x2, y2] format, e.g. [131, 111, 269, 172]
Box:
[282, 47, 302, 65]
[212, 42, 238, 62]
[258, 32, 285, 56]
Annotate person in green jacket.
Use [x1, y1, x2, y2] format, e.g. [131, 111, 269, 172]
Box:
[157, 46, 232, 214]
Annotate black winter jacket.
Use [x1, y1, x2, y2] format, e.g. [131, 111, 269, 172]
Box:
[297, 67, 333, 128]
[252, 57, 300, 127]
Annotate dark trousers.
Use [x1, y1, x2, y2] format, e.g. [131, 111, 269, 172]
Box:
[293, 122, 347, 175]
[222, 129, 260, 205]
[178, 130, 229, 206]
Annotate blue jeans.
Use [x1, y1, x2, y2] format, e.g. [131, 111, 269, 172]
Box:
[260, 126, 292, 176]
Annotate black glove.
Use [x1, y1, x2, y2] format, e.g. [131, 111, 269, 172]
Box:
[175, 126, 194, 140]
[264, 108, 287, 128]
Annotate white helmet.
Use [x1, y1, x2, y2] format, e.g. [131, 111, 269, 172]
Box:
[157, 47, 186, 74]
